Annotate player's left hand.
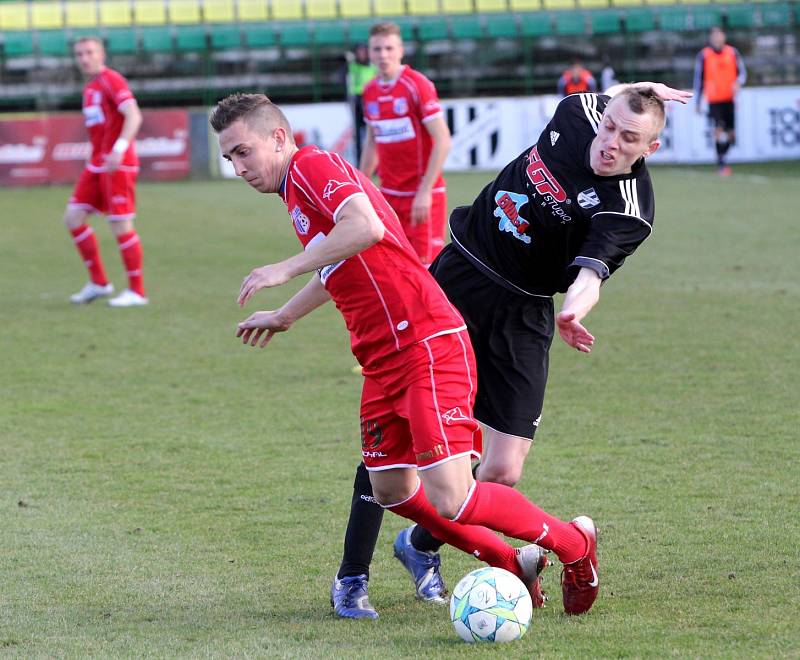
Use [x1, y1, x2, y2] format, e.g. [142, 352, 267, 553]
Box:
[647, 83, 693, 105]
[411, 189, 432, 226]
[104, 151, 123, 171]
[238, 263, 292, 306]
[556, 311, 595, 353]
[236, 310, 291, 348]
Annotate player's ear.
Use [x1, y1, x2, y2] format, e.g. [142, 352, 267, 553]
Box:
[644, 139, 661, 158]
[274, 127, 286, 152]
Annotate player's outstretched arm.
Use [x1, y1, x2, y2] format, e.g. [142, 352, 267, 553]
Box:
[557, 268, 602, 353]
[605, 82, 693, 105]
[237, 276, 331, 348]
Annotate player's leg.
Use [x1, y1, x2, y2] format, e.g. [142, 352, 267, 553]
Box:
[405, 330, 599, 614]
[64, 169, 113, 303]
[710, 103, 732, 175]
[331, 461, 385, 619]
[404, 245, 551, 546]
[105, 170, 148, 306]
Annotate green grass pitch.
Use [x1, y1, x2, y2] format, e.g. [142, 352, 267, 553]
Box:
[1, 163, 798, 657]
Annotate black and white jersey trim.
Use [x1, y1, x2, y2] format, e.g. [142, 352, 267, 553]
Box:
[578, 93, 602, 133]
[619, 178, 640, 217]
[592, 210, 653, 232]
[572, 256, 610, 279]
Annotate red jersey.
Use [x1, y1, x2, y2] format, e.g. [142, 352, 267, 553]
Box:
[361, 65, 445, 197]
[81, 67, 139, 172]
[281, 145, 464, 368]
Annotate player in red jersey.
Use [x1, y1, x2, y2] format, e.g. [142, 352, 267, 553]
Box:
[211, 93, 600, 619]
[63, 37, 148, 307]
[360, 23, 451, 267]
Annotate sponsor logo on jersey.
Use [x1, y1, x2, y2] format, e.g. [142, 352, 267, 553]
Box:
[371, 117, 416, 144]
[493, 190, 531, 245]
[550, 130, 560, 146]
[441, 407, 470, 425]
[393, 97, 408, 115]
[82, 104, 105, 128]
[577, 188, 600, 209]
[291, 205, 310, 235]
[322, 179, 349, 200]
[416, 444, 446, 462]
[423, 100, 441, 114]
[366, 101, 379, 118]
[526, 145, 567, 203]
[526, 145, 572, 224]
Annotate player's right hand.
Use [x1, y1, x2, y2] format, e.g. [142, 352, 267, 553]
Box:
[556, 311, 595, 353]
[236, 310, 291, 348]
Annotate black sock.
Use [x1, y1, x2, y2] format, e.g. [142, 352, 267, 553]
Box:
[715, 140, 725, 165]
[410, 523, 445, 554]
[337, 462, 384, 580]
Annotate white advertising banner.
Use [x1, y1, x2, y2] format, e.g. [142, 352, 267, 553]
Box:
[216, 86, 800, 178]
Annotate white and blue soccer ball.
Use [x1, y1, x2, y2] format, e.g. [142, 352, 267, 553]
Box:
[449, 566, 533, 643]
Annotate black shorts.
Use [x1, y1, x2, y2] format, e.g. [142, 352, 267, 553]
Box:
[708, 101, 735, 132]
[430, 244, 554, 439]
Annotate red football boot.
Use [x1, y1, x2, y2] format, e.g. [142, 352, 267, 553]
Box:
[561, 516, 599, 615]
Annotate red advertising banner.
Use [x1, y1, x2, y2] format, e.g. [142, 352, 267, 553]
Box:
[0, 109, 190, 186]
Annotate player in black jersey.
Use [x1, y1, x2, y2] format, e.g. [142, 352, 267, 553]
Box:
[332, 83, 692, 618]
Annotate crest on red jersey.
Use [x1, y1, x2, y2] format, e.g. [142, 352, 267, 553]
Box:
[393, 97, 408, 115]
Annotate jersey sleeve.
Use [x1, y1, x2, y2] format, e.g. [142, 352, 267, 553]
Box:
[412, 72, 443, 123]
[552, 93, 609, 135]
[103, 69, 136, 110]
[572, 177, 653, 279]
[291, 149, 367, 222]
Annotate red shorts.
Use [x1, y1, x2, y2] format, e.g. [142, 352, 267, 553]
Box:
[68, 167, 138, 220]
[360, 329, 481, 471]
[386, 190, 447, 266]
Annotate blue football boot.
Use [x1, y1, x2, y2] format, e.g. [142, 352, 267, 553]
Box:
[330, 574, 379, 619]
[393, 525, 447, 604]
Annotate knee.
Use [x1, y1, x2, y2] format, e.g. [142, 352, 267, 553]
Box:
[477, 463, 521, 488]
[426, 489, 466, 520]
[371, 483, 415, 508]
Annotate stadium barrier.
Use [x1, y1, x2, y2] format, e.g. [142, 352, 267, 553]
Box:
[0, 108, 191, 185]
[2, 85, 797, 186]
[208, 85, 800, 172]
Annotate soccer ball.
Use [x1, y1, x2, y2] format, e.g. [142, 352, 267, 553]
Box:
[449, 566, 533, 643]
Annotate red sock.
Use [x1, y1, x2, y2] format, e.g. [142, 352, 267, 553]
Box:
[456, 481, 587, 564]
[387, 482, 520, 576]
[116, 230, 145, 296]
[70, 224, 108, 285]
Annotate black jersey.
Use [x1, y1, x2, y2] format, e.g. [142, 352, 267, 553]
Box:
[449, 93, 655, 297]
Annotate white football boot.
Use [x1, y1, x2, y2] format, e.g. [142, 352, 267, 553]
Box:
[108, 289, 149, 307]
[70, 281, 114, 304]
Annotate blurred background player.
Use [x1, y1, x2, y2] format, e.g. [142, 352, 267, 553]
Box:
[212, 93, 601, 622]
[360, 22, 451, 267]
[65, 36, 148, 307]
[693, 27, 746, 176]
[345, 43, 376, 165]
[334, 82, 692, 617]
[557, 59, 597, 96]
